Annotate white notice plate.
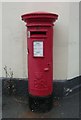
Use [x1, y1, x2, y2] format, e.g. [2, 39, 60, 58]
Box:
[33, 41, 43, 57]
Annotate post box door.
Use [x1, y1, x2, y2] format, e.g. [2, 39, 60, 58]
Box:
[27, 29, 53, 96]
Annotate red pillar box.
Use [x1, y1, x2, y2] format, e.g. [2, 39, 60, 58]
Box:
[21, 12, 58, 112]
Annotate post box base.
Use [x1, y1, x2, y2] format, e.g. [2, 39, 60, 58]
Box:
[28, 94, 53, 112]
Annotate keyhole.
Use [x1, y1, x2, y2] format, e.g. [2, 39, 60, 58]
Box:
[48, 63, 50, 66]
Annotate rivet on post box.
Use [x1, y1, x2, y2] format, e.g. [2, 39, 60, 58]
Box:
[21, 12, 58, 112]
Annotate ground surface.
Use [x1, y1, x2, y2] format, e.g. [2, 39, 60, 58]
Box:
[2, 90, 81, 118]
[0, 80, 2, 119]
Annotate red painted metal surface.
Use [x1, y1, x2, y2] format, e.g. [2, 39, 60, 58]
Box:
[21, 12, 58, 97]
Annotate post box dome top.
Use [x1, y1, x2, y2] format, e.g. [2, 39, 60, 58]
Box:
[21, 11, 58, 23]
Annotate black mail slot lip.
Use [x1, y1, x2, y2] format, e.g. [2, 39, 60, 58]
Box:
[30, 31, 47, 36]
[30, 36, 47, 38]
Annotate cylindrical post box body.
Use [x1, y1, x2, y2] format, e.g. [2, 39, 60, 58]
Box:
[21, 12, 58, 112]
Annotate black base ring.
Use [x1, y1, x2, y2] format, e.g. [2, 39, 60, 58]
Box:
[28, 93, 53, 113]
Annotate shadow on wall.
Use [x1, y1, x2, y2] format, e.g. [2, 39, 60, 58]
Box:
[53, 23, 68, 80]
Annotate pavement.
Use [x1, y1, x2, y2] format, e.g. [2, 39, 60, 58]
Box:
[0, 80, 2, 120]
[2, 89, 81, 118]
